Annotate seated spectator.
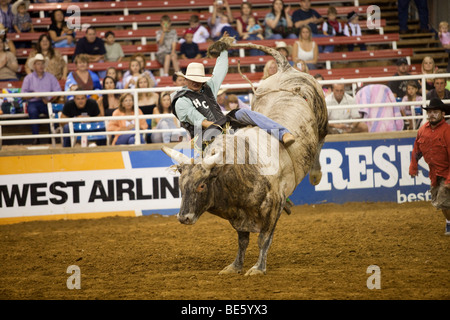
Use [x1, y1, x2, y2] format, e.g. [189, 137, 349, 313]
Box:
[216, 88, 250, 111]
[107, 93, 148, 145]
[264, 0, 297, 40]
[136, 74, 159, 115]
[181, 14, 210, 45]
[292, 0, 323, 36]
[211, 14, 239, 41]
[180, 31, 201, 60]
[24, 34, 67, 80]
[236, 2, 259, 40]
[151, 91, 183, 143]
[313, 73, 330, 96]
[275, 41, 294, 66]
[226, 93, 250, 110]
[21, 53, 62, 144]
[0, 23, 16, 56]
[172, 72, 186, 87]
[104, 31, 124, 63]
[0, 37, 18, 81]
[292, 25, 318, 70]
[387, 58, 420, 99]
[0, 0, 14, 33]
[343, 11, 366, 52]
[106, 66, 124, 89]
[48, 9, 75, 48]
[356, 84, 404, 133]
[401, 80, 422, 130]
[426, 70, 450, 101]
[209, 0, 234, 41]
[123, 53, 157, 88]
[74, 26, 105, 63]
[65, 54, 102, 98]
[326, 83, 367, 134]
[122, 59, 143, 89]
[322, 6, 343, 37]
[60, 93, 102, 148]
[420, 56, 437, 93]
[12, 1, 34, 41]
[97, 76, 120, 116]
[261, 59, 277, 80]
[156, 15, 180, 77]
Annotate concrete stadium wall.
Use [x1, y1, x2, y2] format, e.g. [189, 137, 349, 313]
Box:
[0, 131, 430, 225]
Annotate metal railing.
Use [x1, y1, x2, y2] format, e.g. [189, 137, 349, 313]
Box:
[0, 72, 449, 150]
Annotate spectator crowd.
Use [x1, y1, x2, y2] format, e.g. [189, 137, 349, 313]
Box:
[0, 0, 448, 146]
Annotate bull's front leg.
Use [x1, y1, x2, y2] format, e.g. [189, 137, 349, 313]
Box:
[219, 231, 249, 275]
[245, 200, 283, 276]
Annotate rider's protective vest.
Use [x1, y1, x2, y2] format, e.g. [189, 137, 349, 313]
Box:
[171, 84, 226, 138]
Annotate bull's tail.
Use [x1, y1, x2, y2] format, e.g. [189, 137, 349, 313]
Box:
[207, 35, 291, 73]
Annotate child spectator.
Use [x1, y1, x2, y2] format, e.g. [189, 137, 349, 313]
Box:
[343, 11, 366, 52]
[106, 66, 124, 89]
[322, 6, 343, 36]
[122, 59, 143, 89]
[122, 53, 157, 88]
[438, 21, 450, 49]
[181, 15, 210, 45]
[438, 21, 450, 72]
[212, 15, 233, 40]
[156, 15, 180, 77]
[12, 0, 34, 34]
[244, 16, 263, 41]
[180, 30, 201, 59]
[401, 80, 422, 130]
[104, 31, 124, 62]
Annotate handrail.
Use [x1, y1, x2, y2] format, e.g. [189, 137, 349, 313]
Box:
[1, 72, 449, 149]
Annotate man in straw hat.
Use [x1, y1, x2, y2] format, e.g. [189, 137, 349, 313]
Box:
[171, 43, 295, 148]
[21, 53, 61, 144]
[410, 98, 450, 235]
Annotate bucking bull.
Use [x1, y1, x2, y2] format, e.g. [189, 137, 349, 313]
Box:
[162, 36, 328, 276]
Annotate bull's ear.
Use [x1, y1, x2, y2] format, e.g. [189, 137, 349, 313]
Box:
[177, 165, 183, 174]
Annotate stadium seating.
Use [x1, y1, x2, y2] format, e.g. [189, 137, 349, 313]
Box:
[27, 0, 358, 15]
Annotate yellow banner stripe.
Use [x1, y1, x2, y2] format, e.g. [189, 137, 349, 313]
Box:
[0, 210, 136, 225]
[0, 152, 125, 175]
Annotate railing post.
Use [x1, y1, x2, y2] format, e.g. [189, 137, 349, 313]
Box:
[133, 91, 141, 145]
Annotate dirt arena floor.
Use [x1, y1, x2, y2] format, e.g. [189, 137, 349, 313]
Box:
[0, 201, 449, 300]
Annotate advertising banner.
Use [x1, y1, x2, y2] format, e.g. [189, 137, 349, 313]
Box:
[0, 136, 430, 224]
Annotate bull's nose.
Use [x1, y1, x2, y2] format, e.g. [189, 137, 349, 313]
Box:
[177, 212, 196, 225]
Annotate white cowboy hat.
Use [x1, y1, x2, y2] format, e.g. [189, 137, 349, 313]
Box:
[275, 41, 292, 55]
[27, 53, 49, 71]
[176, 62, 210, 83]
[12, 0, 30, 16]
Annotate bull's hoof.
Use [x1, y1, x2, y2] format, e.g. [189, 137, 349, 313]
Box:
[309, 171, 322, 186]
[244, 267, 266, 276]
[219, 264, 242, 275]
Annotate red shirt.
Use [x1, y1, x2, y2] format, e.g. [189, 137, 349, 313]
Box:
[409, 119, 450, 186]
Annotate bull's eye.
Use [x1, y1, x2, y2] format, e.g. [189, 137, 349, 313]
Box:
[196, 183, 206, 192]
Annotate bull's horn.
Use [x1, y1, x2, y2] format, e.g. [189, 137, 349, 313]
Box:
[161, 146, 193, 165]
[202, 152, 221, 171]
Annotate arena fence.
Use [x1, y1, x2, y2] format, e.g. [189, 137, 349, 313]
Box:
[0, 73, 449, 150]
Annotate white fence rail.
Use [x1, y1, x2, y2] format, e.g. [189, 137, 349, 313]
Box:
[0, 73, 449, 150]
